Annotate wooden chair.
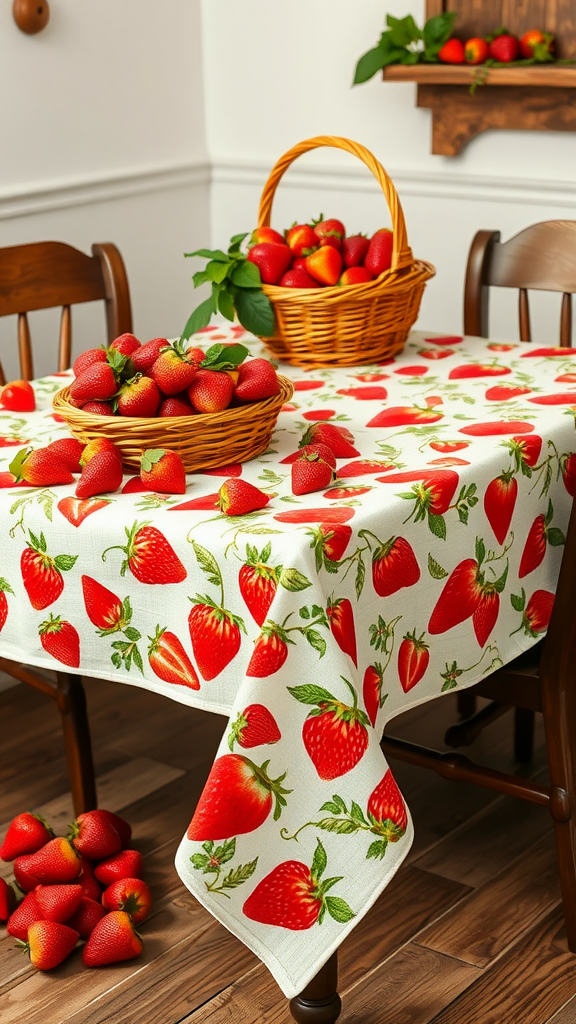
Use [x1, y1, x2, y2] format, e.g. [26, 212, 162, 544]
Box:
[0, 241, 133, 814]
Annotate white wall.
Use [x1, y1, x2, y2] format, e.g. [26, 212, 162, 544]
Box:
[202, 0, 576, 343]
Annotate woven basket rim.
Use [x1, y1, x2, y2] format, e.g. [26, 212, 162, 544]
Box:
[262, 259, 435, 306]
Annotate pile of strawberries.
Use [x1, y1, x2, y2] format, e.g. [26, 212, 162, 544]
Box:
[246, 218, 393, 288]
[286, 422, 360, 496]
[0, 808, 149, 971]
[439, 27, 553, 65]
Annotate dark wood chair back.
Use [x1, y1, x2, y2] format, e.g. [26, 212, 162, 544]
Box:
[463, 220, 576, 345]
[0, 241, 132, 384]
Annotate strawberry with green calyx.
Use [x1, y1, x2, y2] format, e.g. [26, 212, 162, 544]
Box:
[288, 677, 370, 780]
[243, 839, 354, 929]
[21, 530, 77, 610]
[218, 478, 270, 516]
[464, 37, 489, 64]
[103, 520, 187, 584]
[81, 575, 131, 634]
[228, 704, 281, 751]
[183, 233, 275, 338]
[80, 437, 121, 467]
[312, 215, 345, 251]
[305, 245, 342, 286]
[67, 897, 105, 938]
[76, 450, 123, 498]
[247, 242, 292, 285]
[520, 29, 554, 60]
[17, 919, 79, 970]
[234, 357, 280, 402]
[488, 27, 520, 62]
[6, 891, 43, 938]
[70, 348, 129, 403]
[364, 228, 394, 276]
[148, 624, 200, 690]
[358, 529, 421, 597]
[110, 332, 141, 357]
[398, 630, 429, 691]
[300, 421, 359, 458]
[0, 811, 54, 861]
[116, 374, 161, 417]
[238, 542, 311, 626]
[188, 540, 245, 678]
[82, 910, 142, 967]
[23, 836, 81, 884]
[150, 338, 198, 395]
[248, 604, 329, 677]
[1, 380, 35, 412]
[518, 500, 565, 579]
[188, 369, 234, 413]
[0, 877, 16, 921]
[34, 884, 83, 924]
[102, 877, 151, 924]
[9, 446, 74, 486]
[376, 468, 462, 538]
[140, 449, 186, 494]
[306, 523, 352, 572]
[131, 336, 169, 374]
[69, 809, 122, 859]
[249, 226, 285, 247]
[39, 615, 81, 668]
[94, 849, 143, 886]
[72, 347, 107, 377]
[187, 753, 291, 840]
[286, 223, 319, 257]
[484, 471, 517, 545]
[292, 447, 335, 495]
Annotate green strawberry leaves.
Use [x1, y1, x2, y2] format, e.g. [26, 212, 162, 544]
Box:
[190, 838, 258, 897]
[201, 343, 249, 372]
[353, 11, 456, 83]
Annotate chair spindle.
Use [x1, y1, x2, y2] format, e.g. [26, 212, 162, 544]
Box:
[560, 293, 573, 348]
[519, 289, 531, 342]
[59, 305, 72, 371]
[18, 312, 33, 380]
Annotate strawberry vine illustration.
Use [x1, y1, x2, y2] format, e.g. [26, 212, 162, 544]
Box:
[8, 488, 57, 538]
[440, 644, 502, 690]
[190, 838, 258, 898]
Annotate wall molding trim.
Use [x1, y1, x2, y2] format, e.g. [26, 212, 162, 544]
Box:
[0, 160, 211, 221]
[212, 156, 576, 210]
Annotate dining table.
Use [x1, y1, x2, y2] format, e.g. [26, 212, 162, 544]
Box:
[1, 322, 575, 1021]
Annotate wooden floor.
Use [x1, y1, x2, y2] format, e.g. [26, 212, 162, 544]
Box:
[1, 676, 576, 1024]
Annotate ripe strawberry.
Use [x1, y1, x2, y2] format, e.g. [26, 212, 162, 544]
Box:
[110, 332, 141, 357]
[239, 547, 278, 626]
[140, 449, 186, 494]
[449, 364, 511, 380]
[485, 384, 532, 401]
[368, 770, 408, 838]
[73, 347, 107, 377]
[465, 37, 489, 63]
[218, 478, 270, 515]
[459, 421, 534, 437]
[364, 228, 394, 276]
[292, 449, 334, 495]
[116, 374, 161, 417]
[0, 877, 16, 921]
[57, 496, 109, 527]
[39, 615, 81, 668]
[377, 469, 459, 517]
[187, 753, 290, 840]
[77, 855, 102, 901]
[342, 233, 370, 268]
[0, 811, 53, 860]
[279, 268, 319, 288]
[228, 704, 281, 750]
[9, 446, 74, 486]
[472, 589, 499, 647]
[82, 910, 142, 967]
[131, 337, 169, 374]
[188, 369, 234, 412]
[148, 625, 200, 689]
[80, 437, 121, 466]
[313, 217, 345, 250]
[247, 622, 291, 677]
[305, 246, 342, 286]
[243, 840, 353, 930]
[518, 505, 564, 578]
[20, 919, 79, 970]
[363, 663, 385, 727]
[300, 422, 359, 458]
[76, 449, 123, 498]
[326, 597, 357, 667]
[70, 361, 118, 402]
[398, 631, 429, 692]
[25, 837, 81, 883]
[247, 242, 292, 284]
[91, 810, 132, 848]
[302, 409, 336, 420]
[234, 358, 280, 402]
[47, 437, 84, 472]
[522, 590, 555, 636]
[339, 267, 373, 286]
[438, 38, 466, 63]
[370, 536, 420, 597]
[69, 809, 122, 859]
[428, 558, 482, 634]
[561, 453, 576, 497]
[1, 380, 35, 412]
[288, 679, 369, 780]
[34, 883, 83, 923]
[81, 576, 129, 634]
[367, 406, 443, 428]
[6, 891, 43, 938]
[489, 30, 520, 62]
[150, 339, 198, 395]
[520, 29, 554, 59]
[419, 348, 454, 360]
[307, 523, 352, 569]
[484, 472, 517, 545]
[67, 896, 105, 938]
[13, 854, 41, 891]
[249, 226, 285, 247]
[102, 877, 151, 924]
[188, 599, 243, 679]
[94, 850, 143, 886]
[21, 531, 77, 609]
[286, 223, 319, 258]
[159, 395, 194, 416]
[104, 521, 187, 584]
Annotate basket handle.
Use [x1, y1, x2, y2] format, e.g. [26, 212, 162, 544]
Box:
[257, 136, 413, 274]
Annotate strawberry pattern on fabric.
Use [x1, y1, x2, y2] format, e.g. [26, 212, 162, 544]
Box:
[1, 325, 576, 999]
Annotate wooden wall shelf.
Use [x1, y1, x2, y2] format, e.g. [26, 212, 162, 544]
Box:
[386, 0, 576, 155]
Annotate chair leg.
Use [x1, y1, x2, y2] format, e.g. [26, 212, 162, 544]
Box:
[55, 673, 97, 816]
[457, 691, 476, 720]
[514, 707, 535, 764]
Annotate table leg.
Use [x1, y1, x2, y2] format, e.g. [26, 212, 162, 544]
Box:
[289, 953, 342, 1023]
[56, 672, 97, 816]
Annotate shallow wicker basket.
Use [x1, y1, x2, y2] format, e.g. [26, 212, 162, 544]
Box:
[257, 136, 435, 368]
[53, 376, 294, 473]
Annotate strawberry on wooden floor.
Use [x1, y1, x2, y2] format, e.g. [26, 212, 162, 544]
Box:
[0, 811, 54, 860]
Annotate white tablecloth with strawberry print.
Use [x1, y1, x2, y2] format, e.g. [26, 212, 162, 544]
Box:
[1, 325, 575, 998]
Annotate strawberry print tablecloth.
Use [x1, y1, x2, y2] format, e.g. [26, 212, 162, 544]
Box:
[1, 325, 575, 998]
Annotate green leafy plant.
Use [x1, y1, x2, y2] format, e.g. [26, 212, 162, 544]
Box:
[353, 11, 456, 83]
[182, 233, 275, 340]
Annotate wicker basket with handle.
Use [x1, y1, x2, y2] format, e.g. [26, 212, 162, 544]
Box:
[257, 136, 435, 367]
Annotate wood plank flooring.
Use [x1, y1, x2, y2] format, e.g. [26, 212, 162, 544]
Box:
[1, 675, 575, 1023]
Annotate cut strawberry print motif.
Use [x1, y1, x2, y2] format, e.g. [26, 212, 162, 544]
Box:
[302, 409, 336, 421]
[323, 485, 372, 500]
[428, 457, 470, 467]
[201, 463, 243, 477]
[188, 540, 245, 679]
[148, 625, 200, 689]
[419, 348, 454, 360]
[429, 537, 508, 639]
[288, 678, 370, 781]
[168, 493, 220, 511]
[228, 704, 281, 751]
[354, 372, 389, 382]
[326, 598, 357, 667]
[273, 508, 355, 524]
[57, 497, 110, 527]
[306, 523, 352, 571]
[103, 521, 186, 584]
[485, 384, 533, 401]
[561, 453, 576, 496]
[423, 335, 463, 345]
[300, 422, 360, 458]
[121, 476, 151, 494]
[0, 472, 27, 488]
[484, 472, 517, 545]
[367, 406, 443, 428]
[375, 469, 472, 539]
[488, 343, 516, 352]
[429, 441, 470, 454]
[39, 616, 80, 668]
[336, 460, 396, 478]
[243, 840, 354, 929]
[0, 577, 14, 633]
[511, 588, 555, 637]
[425, 395, 444, 407]
[529, 393, 576, 405]
[292, 380, 325, 391]
[0, 436, 28, 447]
[187, 754, 291, 840]
[336, 386, 388, 399]
[363, 663, 386, 727]
[521, 347, 570, 357]
[449, 364, 511, 380]
[393, 366, 429, 376]
[358, 531, 420, 597]
[518, 500, 565, 578]
[459, 421, 534, 436]
[555, 373, 576, 384]
[21, 531, 77, 609]
[398, 631, 429, 692]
